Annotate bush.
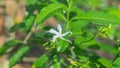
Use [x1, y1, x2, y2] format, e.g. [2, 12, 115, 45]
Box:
[1, 0, 120, 68]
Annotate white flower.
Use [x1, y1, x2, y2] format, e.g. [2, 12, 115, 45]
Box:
[48, 24, 72, 43]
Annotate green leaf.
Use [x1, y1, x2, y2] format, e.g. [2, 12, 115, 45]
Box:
[86, 0, 99, 8]
[72, 11, 120, 25]
[9, 46, 31, 68]
[33, 54, 48, 68]
[36, 3, 66, 24]
[25, 16, 35, 30]
[78, 56, 89, 62]
[26, 0, 37, 6]
[74, 31, 94, 45]
[0, 40, 20, 56]
[99, 43, 117, 55]
[50, 55, 61, 68]
[51, 0, 58, 2]
[112, 57, 120, 68]
[56, 39, 69, 53]
[106, 7, 120, 19]
[9, 23, 26, 32]
[97, 58, 111, 67]
[70, 20, 89, 34]
[50, 62, 61, 68]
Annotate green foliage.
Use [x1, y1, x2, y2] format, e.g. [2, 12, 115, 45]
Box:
[56, 39, 69, 53]
[36, 3, 66, 24]
[97, 58, 111, 67]
[33, 54, 48, 68]
[112, 57, 120, 67]
[1, 0, 120, 68]
[26, 0, 37, 6]
[72, 11, 120, 25]
[9, 46, 31, 68]
[0, 40, 20, 56]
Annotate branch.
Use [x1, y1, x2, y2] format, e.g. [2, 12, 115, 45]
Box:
[23, 21, 36, 44]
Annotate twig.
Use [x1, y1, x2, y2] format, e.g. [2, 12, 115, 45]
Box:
[23, 57, 36, 62]
[79, 31, 98, 45]
[23, 20, 36, 44]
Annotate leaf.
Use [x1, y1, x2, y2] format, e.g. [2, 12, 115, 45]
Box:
[0, 40, 20, 56]
[78, 56, 89, 62]
[9, 23, 26, 32]
[25, 16, 35, 30]
[99, 43, 117, 55]
[72, 11, 120, 25]
[97, 58, 111, 67]
[9, 46, 31, 68]
[36, 3, 66, 24]
[26, 0, 37, 6]
[106, 7, 120, 19]
[86, 0, 99, 8]
[51, 0, 58, 2]
[112, 57, 120, 68]
[74, 31, 94, 45]
[50, 62, 61, 68]
[56, 39, 69, 53]
[33, 54, 48, 68]
[70, 20, 89, 34]
[70, 6, 84, 15]
[50, 55, 61, 68]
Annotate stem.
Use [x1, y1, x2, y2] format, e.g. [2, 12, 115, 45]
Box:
[108, 46, 120, 68]
[78, 26, 104, 45]
[79, 30, 99, 45]
[66, 0, 72, 31]
[23, 19, 36, 44]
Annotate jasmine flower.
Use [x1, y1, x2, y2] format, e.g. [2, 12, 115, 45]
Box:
[48, 24, 72, 43]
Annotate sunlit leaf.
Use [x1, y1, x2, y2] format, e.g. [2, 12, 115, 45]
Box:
[50, 62, 61, 68]
[97, 58, 111, 67]
[25, 16, 35, 30]
[33, 54, 48, 68]
[72, 11, 120, 25]
[36, 3, 66, 24]
[70, 20, 89, 34]
[26, 0, 37, 6]
[56, 39, 69, 53]
[112, 57, 120, 68]
[9, 46, 31, 68]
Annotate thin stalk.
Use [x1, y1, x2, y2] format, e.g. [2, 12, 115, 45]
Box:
[79, 30, 99, 45]
[66, 0, 72, 31]
[108, 47, 120, 68]
[23, 19, 36, 44]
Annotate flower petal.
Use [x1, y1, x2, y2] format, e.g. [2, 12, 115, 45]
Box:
[57, 24, 62, 34]
[61, 31, 72, 36]
[52, 35, 60, 42]
[48, 29, 59, 34]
